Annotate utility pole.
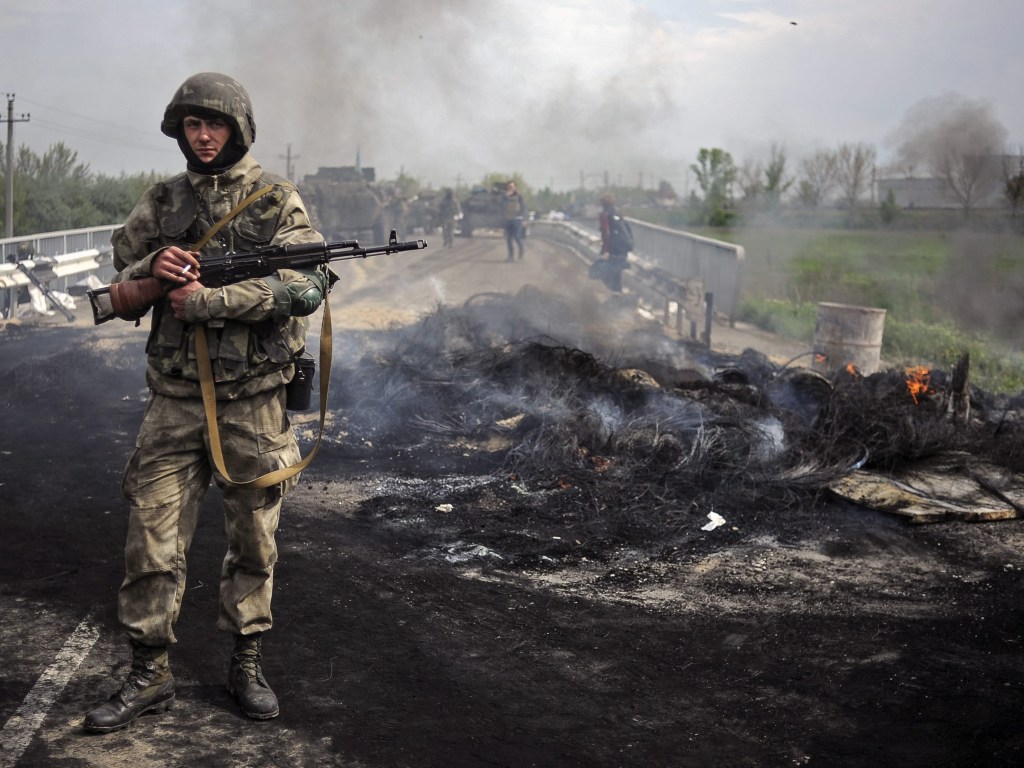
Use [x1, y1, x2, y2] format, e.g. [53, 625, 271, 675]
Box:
[3, 94, 30, 238]
[278, 144, 299, 183]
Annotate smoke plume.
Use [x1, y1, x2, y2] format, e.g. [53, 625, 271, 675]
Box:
[183, 0, 690, 189]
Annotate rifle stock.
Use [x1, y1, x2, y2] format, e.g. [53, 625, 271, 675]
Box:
[88, 230, 427, 325]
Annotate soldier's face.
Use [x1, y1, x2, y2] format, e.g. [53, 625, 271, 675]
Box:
[182, 115, 231, 164]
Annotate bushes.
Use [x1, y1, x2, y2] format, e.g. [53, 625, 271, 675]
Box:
[883, 317, 1024, 393]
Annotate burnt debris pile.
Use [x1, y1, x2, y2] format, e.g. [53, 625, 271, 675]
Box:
[330, 289, 1024, 547]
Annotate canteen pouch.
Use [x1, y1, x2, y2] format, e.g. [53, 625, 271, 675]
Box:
[286, 352, 316, 411]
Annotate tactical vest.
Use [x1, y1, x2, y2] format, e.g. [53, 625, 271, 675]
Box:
[144, 171, 309, 398]
[502, 194, 524, 220]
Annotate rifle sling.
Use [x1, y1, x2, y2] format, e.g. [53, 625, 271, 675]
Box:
[194, 300, 332, 489]
[192, 182, 330, 488]
[192, 184, 275, 251]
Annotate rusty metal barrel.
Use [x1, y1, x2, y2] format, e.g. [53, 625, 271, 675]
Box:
[812, 302, 887, 374]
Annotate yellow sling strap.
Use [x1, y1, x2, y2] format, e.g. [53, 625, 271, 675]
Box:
[194, 303, 332, 489]
[192, 184, 275, 251]
[189, 182, 332, 488]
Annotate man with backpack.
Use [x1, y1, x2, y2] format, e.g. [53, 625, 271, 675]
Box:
[598, 194, 633, 293]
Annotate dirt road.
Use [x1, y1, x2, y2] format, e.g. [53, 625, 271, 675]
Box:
[1, 231, 1022, 767]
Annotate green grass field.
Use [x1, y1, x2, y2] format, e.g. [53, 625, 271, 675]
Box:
[699, 227, 1024, 393]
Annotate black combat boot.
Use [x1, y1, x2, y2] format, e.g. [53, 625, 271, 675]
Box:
[83, 640, 175, 733]
[227, 633, 279, 720]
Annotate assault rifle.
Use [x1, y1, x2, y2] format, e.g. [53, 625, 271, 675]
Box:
[87, 230, 427, 325]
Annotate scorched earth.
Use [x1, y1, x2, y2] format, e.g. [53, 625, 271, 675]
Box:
[1, 228, 1023, 768]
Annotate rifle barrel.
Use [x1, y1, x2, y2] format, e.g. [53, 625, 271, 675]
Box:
[87, 234, 428, 325]
[200, 238, 425, 272]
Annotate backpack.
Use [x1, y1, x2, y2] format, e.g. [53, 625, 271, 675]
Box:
[608, 214, 634, 253]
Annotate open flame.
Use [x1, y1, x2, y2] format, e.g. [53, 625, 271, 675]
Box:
[846, 363, 860, 377]
[905, 365, 930, 404]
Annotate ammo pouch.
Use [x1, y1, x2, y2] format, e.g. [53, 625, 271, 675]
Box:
[286, 351, 316, 411]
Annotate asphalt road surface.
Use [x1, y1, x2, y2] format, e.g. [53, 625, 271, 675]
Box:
[1, 229, 1022, 767]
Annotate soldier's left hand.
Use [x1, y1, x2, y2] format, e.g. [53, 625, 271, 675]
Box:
[168, 281, 204, 320]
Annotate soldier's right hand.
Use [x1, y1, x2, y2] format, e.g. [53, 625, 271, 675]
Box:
[153, 247, 201, 284]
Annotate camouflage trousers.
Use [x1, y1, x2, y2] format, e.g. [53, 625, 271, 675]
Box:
[118, 387, 301, 645]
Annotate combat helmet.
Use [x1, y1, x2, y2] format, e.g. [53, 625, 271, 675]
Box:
[160, 72, 256, 149]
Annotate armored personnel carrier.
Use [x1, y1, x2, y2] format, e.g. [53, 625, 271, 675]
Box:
[458, 182, 508, 237]
[300, 166, 401, 243]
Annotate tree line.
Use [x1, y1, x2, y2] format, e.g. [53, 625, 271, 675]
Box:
[5, 92, 1023, 239]
[538, 94, 1024, 232]
[682, 139, 1024, 230]
[0, 141, 162, 237]
[649, 94, 1024, 229]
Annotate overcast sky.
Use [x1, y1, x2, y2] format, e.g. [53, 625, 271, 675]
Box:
[3, 0, 1022, 194]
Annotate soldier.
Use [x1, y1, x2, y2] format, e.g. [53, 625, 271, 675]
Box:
[438, 187, 460, 248]
[83, 72, 330, 732]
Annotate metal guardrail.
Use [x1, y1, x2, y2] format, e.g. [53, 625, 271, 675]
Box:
[0, 225, 120, 262]
[627, 219, 744, 324]
[3, 219, 745, 333]
[0, 249, 108, 287]
[532, 217, 745, 339]
[1, 226, 120, 320]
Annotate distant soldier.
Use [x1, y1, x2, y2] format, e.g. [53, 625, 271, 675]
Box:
[439, 188, 460, 248]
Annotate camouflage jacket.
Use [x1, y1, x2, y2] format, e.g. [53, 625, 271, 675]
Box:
[111, 153, 326, 400]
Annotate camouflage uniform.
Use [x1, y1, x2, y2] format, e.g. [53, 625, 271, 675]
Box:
[84, 71, 325, 733]
[111, 135, 325, 646]
[439, 189, 460, 248]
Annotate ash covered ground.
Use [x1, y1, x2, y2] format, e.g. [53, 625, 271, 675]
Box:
[2, 232, 1024, 767]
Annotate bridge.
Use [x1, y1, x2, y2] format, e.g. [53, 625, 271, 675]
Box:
[0, 219, 744, 344]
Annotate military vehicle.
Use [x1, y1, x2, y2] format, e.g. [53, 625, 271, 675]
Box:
[403, 189, 442, 236]
[458, 183, 508, 237]
[300, 166, 402, 243]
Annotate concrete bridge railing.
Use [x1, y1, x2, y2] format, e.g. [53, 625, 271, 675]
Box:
[532, 217, 745, 337]
[626, 218, 744, 325]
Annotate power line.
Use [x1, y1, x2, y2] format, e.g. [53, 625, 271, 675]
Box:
[30, 116, 175, 155]
[14, 96, 177, 165]
[17, 97, 154, 138]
